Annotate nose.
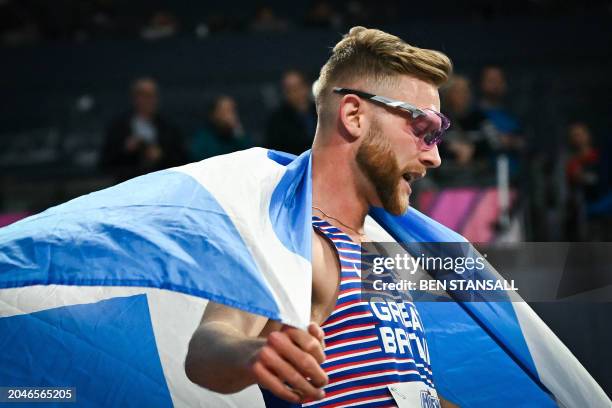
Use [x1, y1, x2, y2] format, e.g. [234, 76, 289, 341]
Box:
[419, 145, 442, 168]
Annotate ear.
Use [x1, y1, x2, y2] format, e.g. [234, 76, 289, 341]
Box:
[337, 94, 367, 140]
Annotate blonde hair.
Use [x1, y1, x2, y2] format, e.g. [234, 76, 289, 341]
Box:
[314, 26, 452, 124]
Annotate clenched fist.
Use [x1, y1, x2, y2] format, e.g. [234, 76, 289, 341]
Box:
[249, 323, 328, 404]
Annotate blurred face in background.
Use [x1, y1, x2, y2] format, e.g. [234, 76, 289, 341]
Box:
[480, 67, 507, 103]
[210, 96, 239, 130]
[568, 123, 592, 151]
[444, 76, 472, 115]
[282, 71, 311, 111]
[132, 79, 159, 118]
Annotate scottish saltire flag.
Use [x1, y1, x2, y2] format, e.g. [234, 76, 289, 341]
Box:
[0, 148, 608, 407]
[0, 148, 311, 407]
[366, 210, 610, 407]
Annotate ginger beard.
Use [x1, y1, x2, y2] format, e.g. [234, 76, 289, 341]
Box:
[356, 118, 411, 216]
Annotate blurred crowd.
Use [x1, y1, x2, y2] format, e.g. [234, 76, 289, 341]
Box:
[435, 67, 524, 186]
[1, 0, 610, 47]
[91, 64, 611, 241]
[0, 1, 610, 242]
[1, 60, 610, 242]
[99, 69, 316, 182]
[436, 68, 611, 241]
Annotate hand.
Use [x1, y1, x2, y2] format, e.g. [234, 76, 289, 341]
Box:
[248, 323, 328, 404]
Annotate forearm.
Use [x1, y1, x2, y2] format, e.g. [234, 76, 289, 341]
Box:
[185, 321, 265, 393]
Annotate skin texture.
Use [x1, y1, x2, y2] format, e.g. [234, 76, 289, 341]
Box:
[480, 66, 507, 105]
[211, 96, 241, 131]
[184, 228, 338, 404]
[311, 74, 442, 238]
[184, 74, 455, 406]
[132, 78, 159, 119]
[283, 70, 311, 113]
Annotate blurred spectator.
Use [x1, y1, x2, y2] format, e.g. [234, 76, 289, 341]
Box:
[100, 78, 187, 181]
[141, 11, 178, 40]
[249, 6, 289, 32]
[265, 70, 317, 155]
[2, 1, 608, 46]
[479, 66, 522, 143]
[564, 122, 602, 240]
[191, 95, 252, 160]
[566, 122, 600, 201]
[436, 75, 495, 185]
[478, 66, 525, 178]
[304, 1, 341, 28]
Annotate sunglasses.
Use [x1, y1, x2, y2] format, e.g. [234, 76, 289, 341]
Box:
[332, 87, 450, 149]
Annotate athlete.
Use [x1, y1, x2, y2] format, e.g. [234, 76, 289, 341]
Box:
[185, 26, 457, 407]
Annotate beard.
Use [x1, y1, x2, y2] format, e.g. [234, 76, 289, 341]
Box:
[356, 119, 409, 216]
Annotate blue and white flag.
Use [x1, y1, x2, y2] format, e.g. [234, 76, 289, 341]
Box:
[0, 148, 608, 407]
[367, 209, 610, 408]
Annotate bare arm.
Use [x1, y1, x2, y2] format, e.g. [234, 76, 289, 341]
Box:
[184, 302, 329, 403]
[184, 302, 268, 393]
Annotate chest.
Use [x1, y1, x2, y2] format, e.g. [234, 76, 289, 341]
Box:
[310, 219, 364, 326]
[311, 235, 341, 326]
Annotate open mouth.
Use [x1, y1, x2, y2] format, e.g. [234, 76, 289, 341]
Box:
[402, 172, 421, 184]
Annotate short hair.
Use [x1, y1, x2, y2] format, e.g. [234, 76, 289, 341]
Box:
[314, 26, 453, 124]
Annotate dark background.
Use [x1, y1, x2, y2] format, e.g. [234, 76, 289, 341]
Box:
[1, 0, 611, 397]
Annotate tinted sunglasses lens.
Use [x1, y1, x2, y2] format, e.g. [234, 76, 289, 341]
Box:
[440, 114, 451, 131]
[423, 130, 443, 146]
[420, 110, 447, 146]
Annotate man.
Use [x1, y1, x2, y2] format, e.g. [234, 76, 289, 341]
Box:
[436, 75, 495, 185]
[100, 77, 187, 181]
[265, 69, 318, 155]
[478, 66, 524, 179]
[478, 66, 522, 137]
[185, 27, 456, 407]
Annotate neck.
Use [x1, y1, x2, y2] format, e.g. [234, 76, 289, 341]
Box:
[311, 131, 370, 238]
